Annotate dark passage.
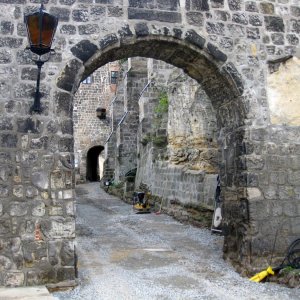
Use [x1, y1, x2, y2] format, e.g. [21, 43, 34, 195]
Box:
[86, 145, 104, 181]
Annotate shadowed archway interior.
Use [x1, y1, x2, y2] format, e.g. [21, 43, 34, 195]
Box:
[86, 145, 104, 181]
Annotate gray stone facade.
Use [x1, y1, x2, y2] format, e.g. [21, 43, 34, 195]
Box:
[0, 0, 299, 285]
[73, 62, 118, 182]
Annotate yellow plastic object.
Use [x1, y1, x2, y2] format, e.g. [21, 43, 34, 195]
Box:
[249, 266, 275, 282]
[133, 203, 151, 213]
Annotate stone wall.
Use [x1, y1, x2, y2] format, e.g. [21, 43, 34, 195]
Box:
[73, 62, 118, 182]
[135, 59, 219, 208]
[0, 0, 299, 285]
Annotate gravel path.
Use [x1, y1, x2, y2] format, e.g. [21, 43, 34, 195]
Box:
[54, 183, 299, 300]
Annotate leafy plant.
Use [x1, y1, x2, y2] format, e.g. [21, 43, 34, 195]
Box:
[154, 91, 168, 114]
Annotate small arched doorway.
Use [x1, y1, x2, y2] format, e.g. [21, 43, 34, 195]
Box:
[86, 145, 105, 181]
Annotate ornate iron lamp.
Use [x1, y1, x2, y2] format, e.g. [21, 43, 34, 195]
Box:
[24, 1, 58, 113]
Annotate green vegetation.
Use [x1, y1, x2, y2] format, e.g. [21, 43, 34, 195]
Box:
[154, 91, 168, 114]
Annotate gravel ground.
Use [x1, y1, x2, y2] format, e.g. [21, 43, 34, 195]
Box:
[53, 183, 299, 300]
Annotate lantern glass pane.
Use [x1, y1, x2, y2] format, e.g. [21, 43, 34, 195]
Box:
[26, 12, 57, 55]
[27, 15, 40, 46]
[41, 14, 57, 47]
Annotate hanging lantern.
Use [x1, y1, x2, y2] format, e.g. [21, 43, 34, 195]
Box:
[24, 1, 58, 113]
[24, 2, 58, 56]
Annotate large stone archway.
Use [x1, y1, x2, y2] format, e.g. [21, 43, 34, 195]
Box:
[1, 1, 299, 286]
[57, 29, 251, 266]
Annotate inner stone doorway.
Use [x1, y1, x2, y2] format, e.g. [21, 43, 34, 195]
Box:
[86, 146, 105, 181]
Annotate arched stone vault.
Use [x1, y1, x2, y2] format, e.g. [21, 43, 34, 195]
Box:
[56, 26, 252, 269]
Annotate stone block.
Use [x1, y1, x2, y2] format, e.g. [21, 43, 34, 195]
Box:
[291, 217, 300, 235]
[0, 133, 17, 148]
[72, 9, 89, 22]
[48, 241, 60, 266]
[26, 268, 56, 285]
[245, 1, 258, 12]
[206, 22, 225, 35]
[51, 171, 64, 189]
[60, 240, 75, 266]
[0, 116, 13, 130]
[0, 219, 11, 234]
[186, 12, 204, 26]
[291, 6, 300, 17]
[49, 7, 70, 22]
[47, 120, 59, 134]
[269, 201, 283, 217]
[249, 15, 262, 26]
[71, 40, 98, 63]
[23, 241, 47, 266]
[287, 34, 299, 45]
[56, 60, 82, 93]
[21, 67, 45, 81]
[0, 37, 22, 48]
[58, 137, 74, 152]
[269, 171, 286, 185]
[32, 171, 49, 190]
[264, 16, 284, 32]
[271, 33, 284, 45]
[247, 27, 260, 40]
[61, 119, 73, 135]
[262, 185, 278, 200]
[60, 24, 76, 35]
[185, 0, 209, 11]
[59, 0, 76, 3]
[0, 49, 12, 64]
[57, 267, 75, 282]
[32, 202, 46, 217]
[287, 171, 300, 186]
[4, 272, 24, 287]
[185, 29, 205, 49]
[232, 13, 248, 25]
[78, 24, 100, 35]
[49, 206, 64, 216]
[30, 136, 49, 150]
[17, 118, 42, 134]
[13, 185, 23, 198]
[290, 19, 300, 33]
[213, 10, 230, 22]
[211, 0, 224, 8]
[259, 2, 274, 15]
[63, 190, 73, 199]
[283, 201, 298, 217]
[0, 255, 12, 271]
[228, 0, 243, 11]
[108, 6, 123, 17]
[207, 42, 227, 62]
[9, 202, 28, 216]
[42, 218, 75, 239]
[129, 8, 181, 23]
[25, 186, 38, 198]
[65, 201, 75, 216]
[278, 186, 295, 200]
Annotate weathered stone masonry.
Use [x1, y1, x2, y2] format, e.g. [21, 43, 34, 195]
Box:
[73, 62, 118, 182]
[0, 0, 299, 285]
